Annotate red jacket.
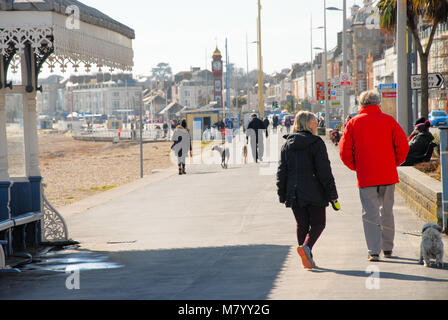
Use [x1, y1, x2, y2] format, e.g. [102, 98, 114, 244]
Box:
[339, 105, 410, 188]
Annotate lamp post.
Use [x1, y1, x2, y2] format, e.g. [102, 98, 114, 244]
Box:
[311, 14, 314, 99]
[397, 0, 409, 134]
[440, 126, 448, 233]
[257, 0, 265, 119]
[342, 0, 348, 123]
[324, 3, 345, 128]
[311, 23, 324, 103]
[327, 2, 348, 122]
[246, 33, 251, 113]
[139, 89, 144, 178]
[324, 0, 329, 129]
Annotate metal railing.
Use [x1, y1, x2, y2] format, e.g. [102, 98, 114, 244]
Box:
[72, 128, 170, 141]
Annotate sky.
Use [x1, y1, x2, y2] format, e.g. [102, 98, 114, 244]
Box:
[45, 0, 362, 78]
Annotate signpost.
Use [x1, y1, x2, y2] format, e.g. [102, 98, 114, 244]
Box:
[411, 73, 444, 90]
[440, 126, 448, 233]
[316, 82, 330, 104]
[340, 73, 351, 86]
[379, 83, 397, 119]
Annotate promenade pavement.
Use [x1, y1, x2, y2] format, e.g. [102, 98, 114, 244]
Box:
[1, 134, 447, 300]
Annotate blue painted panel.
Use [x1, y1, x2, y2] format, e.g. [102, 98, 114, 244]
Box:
[29, 176, 42, 212]
[0, 181, 11, 222]
[9, 181, 33, 217]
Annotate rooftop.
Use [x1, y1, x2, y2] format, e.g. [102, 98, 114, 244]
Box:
[0, 0, 135, 39]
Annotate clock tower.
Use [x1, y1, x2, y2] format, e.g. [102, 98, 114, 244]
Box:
[212, 47, 223, 106]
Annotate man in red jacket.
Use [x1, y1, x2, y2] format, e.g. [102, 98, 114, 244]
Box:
[339, 90, 409, 262]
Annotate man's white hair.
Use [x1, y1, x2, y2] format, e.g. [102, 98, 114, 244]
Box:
[359, 90, 380, 107]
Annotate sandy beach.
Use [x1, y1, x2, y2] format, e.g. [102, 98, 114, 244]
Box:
[38, 132, 173, 209]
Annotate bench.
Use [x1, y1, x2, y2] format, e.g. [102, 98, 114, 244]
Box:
[10, 212, 43, 253]
[0, 220, 13, 257]
[12, 212, 43, 227]
[0, 219, 14, 232]
[0, 240, 6, 269]
[0, 239, 21, 272]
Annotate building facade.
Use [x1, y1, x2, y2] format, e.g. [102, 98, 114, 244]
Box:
[67, 80, 142, 116]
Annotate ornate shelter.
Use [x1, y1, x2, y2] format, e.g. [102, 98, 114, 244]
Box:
[0, 0, 134, 269]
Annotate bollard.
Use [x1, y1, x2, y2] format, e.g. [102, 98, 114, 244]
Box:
[440, 126, 448, 234]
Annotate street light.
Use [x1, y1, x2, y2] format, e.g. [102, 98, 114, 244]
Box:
[325, 1, 348, 123]
[257, 0, 265, 118]
[246, 39, 258, 112]
[322, 0, 347, 129]
[323, 0, 329, 129]
[310, 14, 325, 101]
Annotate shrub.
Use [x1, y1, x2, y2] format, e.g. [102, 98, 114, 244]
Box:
[414, 160, 441, 181]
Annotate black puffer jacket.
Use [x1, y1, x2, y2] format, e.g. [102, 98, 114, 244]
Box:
[408, 131, 435, 158]
[276, 131, 338, 208]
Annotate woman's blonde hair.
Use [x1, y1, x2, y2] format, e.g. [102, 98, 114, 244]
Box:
[292, 111, 317, 133]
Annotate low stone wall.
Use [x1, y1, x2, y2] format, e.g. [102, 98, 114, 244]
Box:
[397, 167, 442, 225]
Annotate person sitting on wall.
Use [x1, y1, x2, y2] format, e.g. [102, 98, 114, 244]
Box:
[408, 117, 427, 141]
[318, 117, 325, 128]
[401, 120, 435, 167]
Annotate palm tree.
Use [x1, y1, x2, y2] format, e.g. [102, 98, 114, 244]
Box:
[377, 0, 448, 118]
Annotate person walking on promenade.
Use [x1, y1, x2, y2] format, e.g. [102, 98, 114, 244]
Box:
[263, 117, 270, 137]
[273, 114, 279, 133]
[246, 114, 267, 163]
[163, 122, 169, 139]
[277, 111, 339, 269]
[171, 119, 192, 175]
[284, 115, 292, 134]
[339, 90, 409, 262]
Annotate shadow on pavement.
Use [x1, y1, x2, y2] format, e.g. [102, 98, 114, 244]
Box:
[375, 257, 421, 266]
[0, 244, 290, 300]
[310, 266, 448, 282]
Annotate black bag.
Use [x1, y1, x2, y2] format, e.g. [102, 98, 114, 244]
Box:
[171, 136, 182, 150]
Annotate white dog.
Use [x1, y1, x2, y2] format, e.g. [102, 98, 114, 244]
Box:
[212, 145, 230, 169]
[419, 222, 444, 268]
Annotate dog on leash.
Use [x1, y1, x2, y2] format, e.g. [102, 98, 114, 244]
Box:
[212, 145, 230, 169]
[419, 222, 444, 268]
[242, 144, 248, 164]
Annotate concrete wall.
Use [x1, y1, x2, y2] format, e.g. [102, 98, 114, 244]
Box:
[396, 167, 443, 225]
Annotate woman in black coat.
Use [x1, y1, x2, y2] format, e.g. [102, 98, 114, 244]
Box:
[277, 111, 338, 269]
[402, 120, 435, 166]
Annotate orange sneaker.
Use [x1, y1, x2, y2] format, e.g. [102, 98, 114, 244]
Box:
[297, 246, 314, 269]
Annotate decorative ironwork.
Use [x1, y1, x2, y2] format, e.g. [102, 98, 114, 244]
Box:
[1, 44, 17, 89]
[35, 44, 54, 76]
[0, 244, 5, 270]
[41, 185, 69, 243]
[0, 25, 133, 73]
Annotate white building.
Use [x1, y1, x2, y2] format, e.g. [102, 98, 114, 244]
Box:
[67, 81, 143, 116]
[373, 46, 397, 90]
[292, 70, 314, 102]
[177, 80, 213, 108]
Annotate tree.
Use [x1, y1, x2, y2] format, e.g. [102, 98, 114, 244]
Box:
[377, 0, 448, 117]
[232, 96, 247, 108]
[151, 63, 173, 88]
[199, 96, 209, 106]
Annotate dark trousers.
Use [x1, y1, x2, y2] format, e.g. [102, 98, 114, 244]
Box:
[292, 205, 326, 254]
